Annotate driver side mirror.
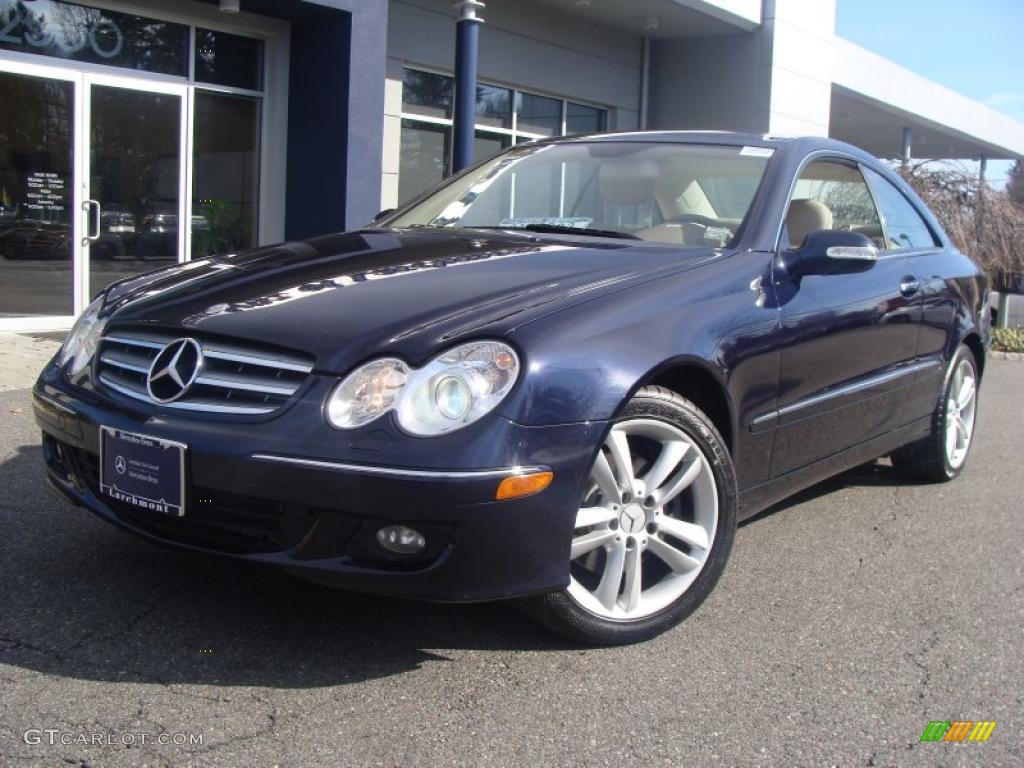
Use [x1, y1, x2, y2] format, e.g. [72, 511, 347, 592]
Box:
[782, 230, 879, 277]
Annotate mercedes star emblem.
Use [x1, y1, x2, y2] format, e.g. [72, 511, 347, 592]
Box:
[114, 455, 127, 474]
[147, 338, 203, 403]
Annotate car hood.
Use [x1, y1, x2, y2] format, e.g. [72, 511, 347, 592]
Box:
[103, 228, 716, 372]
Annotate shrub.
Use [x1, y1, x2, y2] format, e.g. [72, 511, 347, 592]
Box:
[991, 327, 1024, 353]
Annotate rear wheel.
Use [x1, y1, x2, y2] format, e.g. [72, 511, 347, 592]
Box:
[891, 344, 979, 482]
[524, 386, 736, 645]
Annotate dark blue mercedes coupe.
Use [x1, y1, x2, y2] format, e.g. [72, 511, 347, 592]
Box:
[34, 132, 989, 644]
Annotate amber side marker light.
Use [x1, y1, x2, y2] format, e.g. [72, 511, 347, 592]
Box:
[496, 471, 554, 500]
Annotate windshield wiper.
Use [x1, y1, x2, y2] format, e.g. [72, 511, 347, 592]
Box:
[522, 224, 641, 240]
[468, 224, 641, 240]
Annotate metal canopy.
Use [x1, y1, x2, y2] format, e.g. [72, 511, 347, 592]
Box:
[830, 86, 1021, 161]
[532, 0, 758, 38]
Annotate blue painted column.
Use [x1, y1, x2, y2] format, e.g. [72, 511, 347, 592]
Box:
[452, 1, 485, 174]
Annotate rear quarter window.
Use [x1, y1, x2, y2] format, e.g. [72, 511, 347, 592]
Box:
[863, 167, 939, 251]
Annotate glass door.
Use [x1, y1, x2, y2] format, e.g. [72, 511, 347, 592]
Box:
[84, 74, 188, 298]
[0, 62, 81, 327]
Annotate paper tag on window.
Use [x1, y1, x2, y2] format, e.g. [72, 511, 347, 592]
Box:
[499, 216, 594, 229]
[740, 146, 774, 157]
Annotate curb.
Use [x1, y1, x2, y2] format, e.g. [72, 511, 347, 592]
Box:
[990, 350, 1024, 361]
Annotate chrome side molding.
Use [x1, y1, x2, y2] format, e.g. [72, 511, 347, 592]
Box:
[749, 358, 942, 431]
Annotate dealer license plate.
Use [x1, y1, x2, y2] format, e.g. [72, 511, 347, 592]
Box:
[99, 427, 186, 517]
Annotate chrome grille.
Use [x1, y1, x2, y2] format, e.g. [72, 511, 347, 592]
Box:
[95, 329, 314, 415]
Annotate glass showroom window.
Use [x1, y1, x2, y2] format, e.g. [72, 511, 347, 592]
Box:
[191, 29, 265, 257]
[399, 68, 607, 203]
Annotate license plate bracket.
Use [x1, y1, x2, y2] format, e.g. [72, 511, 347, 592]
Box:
[99, 427, 186, 517]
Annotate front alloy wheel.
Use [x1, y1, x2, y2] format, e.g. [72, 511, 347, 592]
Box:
[525, 386, 737, 645]
[567, 418, 718, 620]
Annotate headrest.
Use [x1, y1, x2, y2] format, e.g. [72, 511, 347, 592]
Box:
[599, 161, 658, 206]
[787, 199, 834, 247]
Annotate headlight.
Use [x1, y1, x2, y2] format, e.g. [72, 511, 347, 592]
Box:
[59, 296, 107, 376]
[325, 341, 520, 436]
[325, 358, 408, 429]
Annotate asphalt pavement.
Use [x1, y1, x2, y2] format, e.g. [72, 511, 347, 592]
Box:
[0, 344, 1021, 767]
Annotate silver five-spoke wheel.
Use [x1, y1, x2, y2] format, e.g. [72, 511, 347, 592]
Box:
[891, 345, 981, 483]
[945, 356, 977, 470]
[567, 418, 718, 620]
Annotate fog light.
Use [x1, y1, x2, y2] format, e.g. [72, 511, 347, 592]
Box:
[376, 525, 427, 555]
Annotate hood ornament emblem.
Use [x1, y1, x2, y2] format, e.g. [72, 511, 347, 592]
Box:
[147, 338, 203, 403]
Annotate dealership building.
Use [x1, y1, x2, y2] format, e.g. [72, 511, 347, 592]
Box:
[1, 0, 1022, 330]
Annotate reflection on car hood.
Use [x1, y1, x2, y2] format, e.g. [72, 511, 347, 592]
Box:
[103, 228, 718, 371]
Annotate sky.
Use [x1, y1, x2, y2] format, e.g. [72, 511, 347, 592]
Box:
[835, 0, 1023, 187]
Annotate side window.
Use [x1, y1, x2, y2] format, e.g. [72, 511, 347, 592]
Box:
[784, 161, 884, 248]
[862, 167, 939, 251]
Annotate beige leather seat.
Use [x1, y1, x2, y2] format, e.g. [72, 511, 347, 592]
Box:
[598, 162, 681, 242]
[786, 199, 833, 247]
[599, 161, 658, 206]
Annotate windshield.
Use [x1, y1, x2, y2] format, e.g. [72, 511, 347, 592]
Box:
[387, 141, 772, 247]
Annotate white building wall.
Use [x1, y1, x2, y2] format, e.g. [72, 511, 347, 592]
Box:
[382, 0, 644, 208]
[685, 0, 763, 26]
[762, 0, 835, 136]
[382, 60, 403, 211]
[649, 0, 835, 138]
[832, 37, 1024, 158]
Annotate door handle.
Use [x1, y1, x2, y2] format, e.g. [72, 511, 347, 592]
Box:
[899, 276, 921, 297]
[82, 200, 101, 246]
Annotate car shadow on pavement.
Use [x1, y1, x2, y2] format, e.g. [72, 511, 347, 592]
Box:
[0, 445, 577, 691]
[740, 459, 920, 528]
[1, 443, 920, 689]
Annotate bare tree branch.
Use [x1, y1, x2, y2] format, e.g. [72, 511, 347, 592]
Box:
[898, 162, 1024, 286]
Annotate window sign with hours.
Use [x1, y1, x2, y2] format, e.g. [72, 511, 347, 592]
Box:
[0, 0, 188, 76]
[24, 171, 67, 214]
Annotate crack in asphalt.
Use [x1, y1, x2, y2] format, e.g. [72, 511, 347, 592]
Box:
[152, 678, 235, 705]
[63, 591, 172, 658]
[0, 753, 46, 767]
[132, 698, 171, 740]
[0, 634, 67, 665]
[868, 476, 906, 559]
[0, 591, 173, 675]
[903, 626, 941, 709]
[183, 696, 280, 759]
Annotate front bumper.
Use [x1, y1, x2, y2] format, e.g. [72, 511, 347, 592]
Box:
[33, 366, 603, 602]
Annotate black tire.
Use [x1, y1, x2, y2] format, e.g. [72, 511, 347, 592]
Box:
[522, 385, 737, 646]
[891, 344, 979, 482]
